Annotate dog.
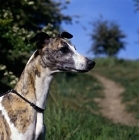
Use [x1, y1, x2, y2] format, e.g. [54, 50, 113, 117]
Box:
[0, 31, 95, 140]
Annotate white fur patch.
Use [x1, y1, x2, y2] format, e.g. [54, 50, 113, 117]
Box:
[26, 50, 37, 65]
[35, 68, 53, 139]
[66, 42, 86, 70]
[35, 113, 45, 139]
[35, 68, 53, 108]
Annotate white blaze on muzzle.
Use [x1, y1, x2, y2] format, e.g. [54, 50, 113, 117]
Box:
[66, 42, 87, 70]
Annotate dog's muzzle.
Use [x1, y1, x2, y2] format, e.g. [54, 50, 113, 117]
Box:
[75, 59, 95, 73]
[57, 58, 95, 73]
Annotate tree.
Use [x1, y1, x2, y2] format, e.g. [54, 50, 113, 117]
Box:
[89, 18, 126, 57]
[0, 0, 71, 92]
[134, 0, 139, 11]
[0, 0, 71, 31]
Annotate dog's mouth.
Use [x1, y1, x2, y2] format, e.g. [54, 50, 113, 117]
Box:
[58, 64, 95, 73]
[58, 67, 88, 73]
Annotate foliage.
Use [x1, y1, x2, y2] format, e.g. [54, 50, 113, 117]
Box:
[89, 18, 126, 57]
[134, 0, 139, 11]
[0, 0, 71, 31]
[0, 0, 71, 92]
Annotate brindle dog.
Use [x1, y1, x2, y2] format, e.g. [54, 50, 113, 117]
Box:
[0, 31, 95, 140]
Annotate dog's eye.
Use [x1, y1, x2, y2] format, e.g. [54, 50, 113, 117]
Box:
[60, 47, 69, 53]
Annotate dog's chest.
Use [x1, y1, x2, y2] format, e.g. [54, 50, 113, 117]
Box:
[0, 96, 37, 140]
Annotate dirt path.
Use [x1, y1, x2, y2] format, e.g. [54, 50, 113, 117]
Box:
[91, 73, 137, 126]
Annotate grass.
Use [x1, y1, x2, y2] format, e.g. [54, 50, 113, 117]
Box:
[45, 105, 139, 140]
[93, 57, 139, 119]
[44, 69, 139, 140]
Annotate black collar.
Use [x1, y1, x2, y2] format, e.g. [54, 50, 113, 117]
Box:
[1, 89, 45, 113]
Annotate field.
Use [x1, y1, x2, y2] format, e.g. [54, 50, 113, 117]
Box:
[44, 58, 139, 140]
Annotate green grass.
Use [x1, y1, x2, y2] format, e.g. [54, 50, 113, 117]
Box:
[45, 105, 139, 140]
[93, 57, 139, 119]
[44, 70, 139, 140]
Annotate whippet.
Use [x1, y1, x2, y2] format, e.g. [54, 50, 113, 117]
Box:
[0, 31, 95, 140]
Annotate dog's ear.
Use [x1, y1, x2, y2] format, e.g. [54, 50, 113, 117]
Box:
[29, 32, 50, 49]
[60, 31, 73, 39]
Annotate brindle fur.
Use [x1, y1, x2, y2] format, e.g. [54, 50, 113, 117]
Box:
[0, 31, 95, 140]
[0, 111, 11, 140]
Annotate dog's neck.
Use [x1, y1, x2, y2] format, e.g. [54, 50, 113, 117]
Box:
[14, 54, 54, 110]
[35, 67, 53, 109]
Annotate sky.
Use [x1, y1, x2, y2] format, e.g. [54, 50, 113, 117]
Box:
[60, 0, 139, 60]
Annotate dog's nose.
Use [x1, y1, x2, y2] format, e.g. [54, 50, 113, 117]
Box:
[86, 59, 95, 69]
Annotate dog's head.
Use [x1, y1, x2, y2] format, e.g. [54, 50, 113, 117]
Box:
[29, 31, 95, 73]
